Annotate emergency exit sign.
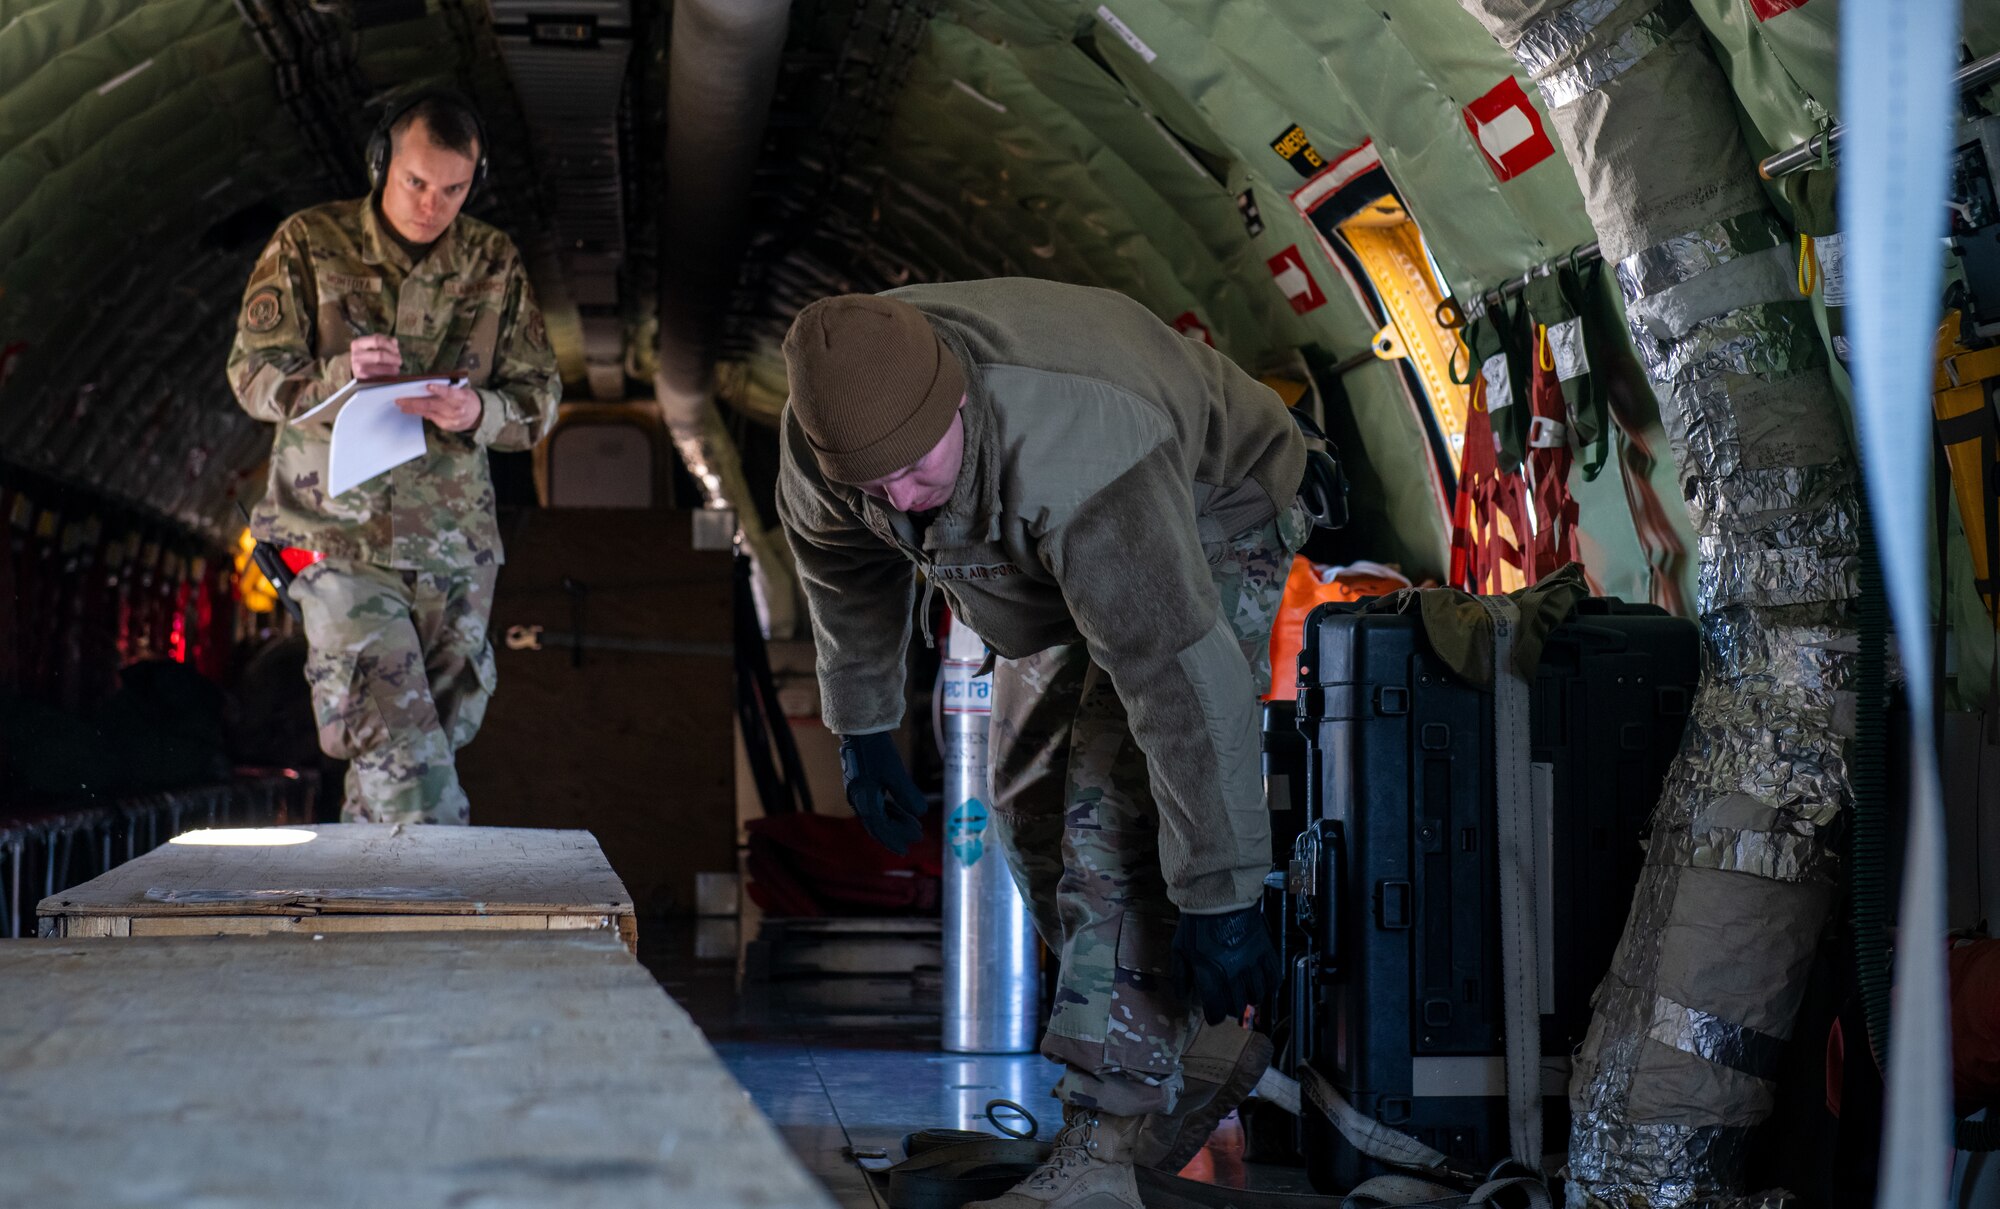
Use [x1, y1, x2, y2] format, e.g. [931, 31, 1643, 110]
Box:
[1463, 78, 1555, 182]
[1267, 246, 1326, 315]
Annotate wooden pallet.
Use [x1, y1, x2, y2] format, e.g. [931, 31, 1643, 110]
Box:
[0, 931, 833, 1208]
[36, 822, 638, 950]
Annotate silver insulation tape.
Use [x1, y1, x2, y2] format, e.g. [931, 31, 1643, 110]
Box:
[1618, 217, 1857, 620]
[1623, 245, 1800, 343]
[1565, 1119, 1781, 1209]
[1466, 0, 1857, 1197]
[1614, 213, 1788, 302]
[1698, 606, 1853, 687]
[1569, 929, 1782, 1204]
[1695, 539, 1859, 614]
[1535, 0, 1694, 109]
[1681, 465, 1856, 527]
[1511, 0, 1631, 79]
[1648, 998, 1788, 1081]
[1629, 303, 1826, 391]
[1574, 212, 1855, 1205]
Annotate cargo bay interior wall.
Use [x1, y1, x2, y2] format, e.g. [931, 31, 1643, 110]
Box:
[2, 0, 1996, 712]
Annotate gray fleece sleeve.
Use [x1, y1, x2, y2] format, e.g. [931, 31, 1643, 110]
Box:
[1042, 445, 1272, 914]
[775, 417, 916, 736]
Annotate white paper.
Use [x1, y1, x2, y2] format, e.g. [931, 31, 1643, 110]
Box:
[1815, 232, 1846, 308]
[298, 378, 462, 497]
[1548, 316, 1590, 381]
[1482, 352, 1514, 411]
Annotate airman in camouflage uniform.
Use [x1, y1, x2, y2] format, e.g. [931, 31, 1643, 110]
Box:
[988, 502, 1308, 1115]
[778, 281, 1308, 1209]
[226, 99, 558, 824]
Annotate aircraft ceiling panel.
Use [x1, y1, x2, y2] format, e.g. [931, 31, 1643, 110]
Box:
[0, 0, 1990, 595]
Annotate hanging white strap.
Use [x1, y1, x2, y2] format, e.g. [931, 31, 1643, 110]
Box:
[1842, 0, 1960, 1203]
[1475, 594, 1542, 1170]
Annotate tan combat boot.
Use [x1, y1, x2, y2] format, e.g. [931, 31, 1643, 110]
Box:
[961, 1105, 1147, 1209]
[1135, 1021, 1274, 1172]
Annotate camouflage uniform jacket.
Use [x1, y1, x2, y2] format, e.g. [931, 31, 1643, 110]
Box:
[776, 278, 1306, 913]
[226, 197, 560, 572]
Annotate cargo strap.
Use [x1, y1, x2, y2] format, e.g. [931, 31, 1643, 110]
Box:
[878, 1101, 1553, 1208]
[1474, 595, 1543, 1171]
[886, 1131, 1050, 1209]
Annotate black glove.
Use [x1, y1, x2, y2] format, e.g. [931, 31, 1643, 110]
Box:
[1171, 905, 1282, 1025]
[838, 731, 928, 855]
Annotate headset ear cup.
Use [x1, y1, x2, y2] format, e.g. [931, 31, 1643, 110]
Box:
[367, 88, 487, 197]
[365, 131, 386, 190]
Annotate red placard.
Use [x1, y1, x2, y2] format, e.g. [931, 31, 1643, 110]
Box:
[1462, 77, 1556, 182]
[1748, 0, 1808, 18]
[1170, 311, 1215, 346]
[1267, 246, 1326, 315]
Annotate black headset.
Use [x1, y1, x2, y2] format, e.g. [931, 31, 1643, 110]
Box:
[364, 88, 490, 197]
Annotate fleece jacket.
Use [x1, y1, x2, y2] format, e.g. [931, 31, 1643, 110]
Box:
[776, 277, 1306, 913]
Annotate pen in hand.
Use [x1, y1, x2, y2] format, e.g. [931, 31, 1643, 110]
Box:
[347, 321, 403, 381]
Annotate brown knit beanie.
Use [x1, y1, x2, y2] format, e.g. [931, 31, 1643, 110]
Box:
[783, 294, 966, 485]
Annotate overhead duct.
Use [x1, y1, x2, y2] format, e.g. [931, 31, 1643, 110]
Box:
[1452, 0, 1861, 1204]
[491, 0, 633, 401]
[655, 0, 798, 636]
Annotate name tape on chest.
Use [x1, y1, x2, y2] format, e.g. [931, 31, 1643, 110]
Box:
[316, 271, 383, 295]
[929, 562, 1022, 582]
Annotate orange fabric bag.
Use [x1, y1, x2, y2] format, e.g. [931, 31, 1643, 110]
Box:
[1266, 558, 1413, 700]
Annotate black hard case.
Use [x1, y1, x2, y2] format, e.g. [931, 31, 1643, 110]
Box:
[1288, 597, 1699, 1190]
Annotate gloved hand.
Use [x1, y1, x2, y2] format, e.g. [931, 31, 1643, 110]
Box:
[838, 731, 928, 855]
[1171, 905, 1282, 1025]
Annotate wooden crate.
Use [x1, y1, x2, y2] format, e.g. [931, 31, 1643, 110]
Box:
[36, 822, 638, 950]
[0, 931, 834, 1209]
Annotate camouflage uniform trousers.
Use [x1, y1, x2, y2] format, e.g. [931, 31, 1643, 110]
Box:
[987, 502, 1309, 1117]
[289, 559, 499, 825]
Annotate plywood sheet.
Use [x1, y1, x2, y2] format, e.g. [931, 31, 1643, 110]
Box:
[0, 932, 835, 1209]
[37, 823, 633, 919]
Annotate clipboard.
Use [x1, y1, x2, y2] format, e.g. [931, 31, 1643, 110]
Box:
[292, 375, 467, 497]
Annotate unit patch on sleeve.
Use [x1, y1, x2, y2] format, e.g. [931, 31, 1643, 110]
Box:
[243, 286, 283, 334]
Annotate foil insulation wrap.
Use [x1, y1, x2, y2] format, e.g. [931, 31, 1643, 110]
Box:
[1510, 0, 1633, 78]
[1462, 0, 1862, 1197]
[1531, 0, 1693, 109]
[1559, 208, 1858, 1208]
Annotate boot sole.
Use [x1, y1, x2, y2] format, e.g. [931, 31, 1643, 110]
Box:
[1152, 1030, 1274, 1173]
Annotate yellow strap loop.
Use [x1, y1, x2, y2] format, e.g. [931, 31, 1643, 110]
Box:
[1536, 323, 1554, 372]
[1797, 233, 1819, 297]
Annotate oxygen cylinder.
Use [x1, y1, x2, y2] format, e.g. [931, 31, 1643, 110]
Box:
[941, 613, 1039, 1054]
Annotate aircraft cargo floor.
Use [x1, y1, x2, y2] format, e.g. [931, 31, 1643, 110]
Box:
[641, 924, 1316, 1207]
